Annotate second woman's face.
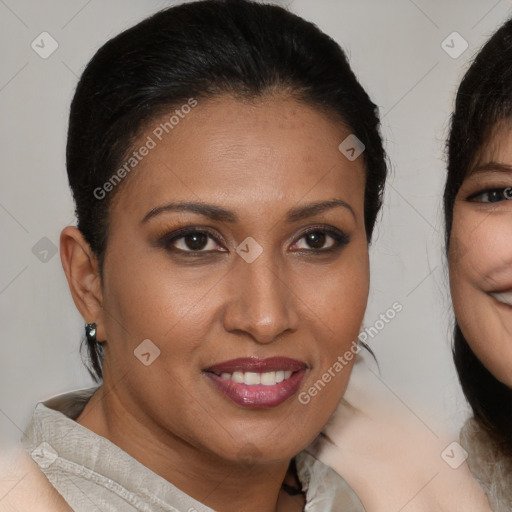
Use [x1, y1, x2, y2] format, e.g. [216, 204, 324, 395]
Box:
[98, 94, 369, 465]
[450, 120, 512, 387]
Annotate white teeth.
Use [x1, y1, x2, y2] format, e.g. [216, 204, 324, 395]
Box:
[244, 372, 260, 385]
[491, 291, 512, 306]
[232, 371, 244, 383]
[260, 371, 276, 385]
[218, 370, 294, 386]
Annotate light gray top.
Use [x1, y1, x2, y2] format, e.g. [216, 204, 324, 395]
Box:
[21, 388, 365, 511]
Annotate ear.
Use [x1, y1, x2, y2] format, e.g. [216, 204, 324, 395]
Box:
[60, 226, 106, 341]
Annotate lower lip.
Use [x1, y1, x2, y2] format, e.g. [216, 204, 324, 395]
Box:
[205, 370, 306, 409]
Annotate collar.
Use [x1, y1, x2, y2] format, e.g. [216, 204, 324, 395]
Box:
[23, 387, 364, 511]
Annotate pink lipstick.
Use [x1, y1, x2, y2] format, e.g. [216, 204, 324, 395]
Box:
[204, 357, 307, 408]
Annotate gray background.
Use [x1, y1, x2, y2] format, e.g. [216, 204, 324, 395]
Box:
[1, 0, 511, 448]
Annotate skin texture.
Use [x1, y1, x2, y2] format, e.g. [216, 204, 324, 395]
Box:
[60, 94, 369, 512]
[450, 120, 512, 388]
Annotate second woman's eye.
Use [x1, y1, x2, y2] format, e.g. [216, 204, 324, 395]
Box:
[290, 227, 350, 252]
[467, 187, 512, 203]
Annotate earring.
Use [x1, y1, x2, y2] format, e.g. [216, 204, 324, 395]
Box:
[85, 322, 97, 343]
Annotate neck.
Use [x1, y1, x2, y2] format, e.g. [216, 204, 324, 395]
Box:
[75, 384, 305, 512]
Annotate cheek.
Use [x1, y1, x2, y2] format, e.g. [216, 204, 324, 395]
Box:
[449, 212, 486, 325]
[319, 263, 368, 346]
[99, 244, 220, 367]
[449, 208, 512, 385]
[450, 209, 508, 292]
[304, 242, 369, 373]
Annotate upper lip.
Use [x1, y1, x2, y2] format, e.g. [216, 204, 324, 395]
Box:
[205, 357, 307, 375]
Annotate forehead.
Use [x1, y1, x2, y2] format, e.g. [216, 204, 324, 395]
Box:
[113, 94, 366, 217]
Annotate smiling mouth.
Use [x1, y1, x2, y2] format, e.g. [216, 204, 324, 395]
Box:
[203, 357, 308, 408]
[490, 291, 512, 306]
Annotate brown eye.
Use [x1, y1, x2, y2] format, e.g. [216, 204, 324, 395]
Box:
[304, 231, 327, 249]
[290, 226, 350, 252]
[181, 232, 209, 251]
[159, 228, 227, 254]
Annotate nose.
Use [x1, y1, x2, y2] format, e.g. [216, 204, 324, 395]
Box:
[222, 254, 300, 344]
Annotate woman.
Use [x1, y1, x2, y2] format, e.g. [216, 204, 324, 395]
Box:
[445, 17, 512, 512]
[19, 0, 386, 510]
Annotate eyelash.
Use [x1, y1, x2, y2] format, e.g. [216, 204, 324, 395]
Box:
[467, 187, 512, 203]
[157, 224, 350, 257]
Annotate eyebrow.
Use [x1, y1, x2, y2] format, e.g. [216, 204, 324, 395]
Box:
[469, 161, 512, 176]
[141, 198, 355, 224]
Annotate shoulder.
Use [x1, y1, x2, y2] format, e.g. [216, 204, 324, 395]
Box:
[0, 445, 72, 511]
[307, 357, 492, 511]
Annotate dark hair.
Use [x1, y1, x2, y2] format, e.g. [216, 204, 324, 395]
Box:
[66, 0, 387, 381]
[444, 18, 512, 455]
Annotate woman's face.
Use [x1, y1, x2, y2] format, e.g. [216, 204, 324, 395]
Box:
[97, 94, 369, 464]
[450, 120, 512, 387]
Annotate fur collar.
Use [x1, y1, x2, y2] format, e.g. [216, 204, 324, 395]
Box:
[460, 417, 512, 511]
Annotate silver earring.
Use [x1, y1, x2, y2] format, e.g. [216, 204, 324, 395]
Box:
[85, 323, 97, 343]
